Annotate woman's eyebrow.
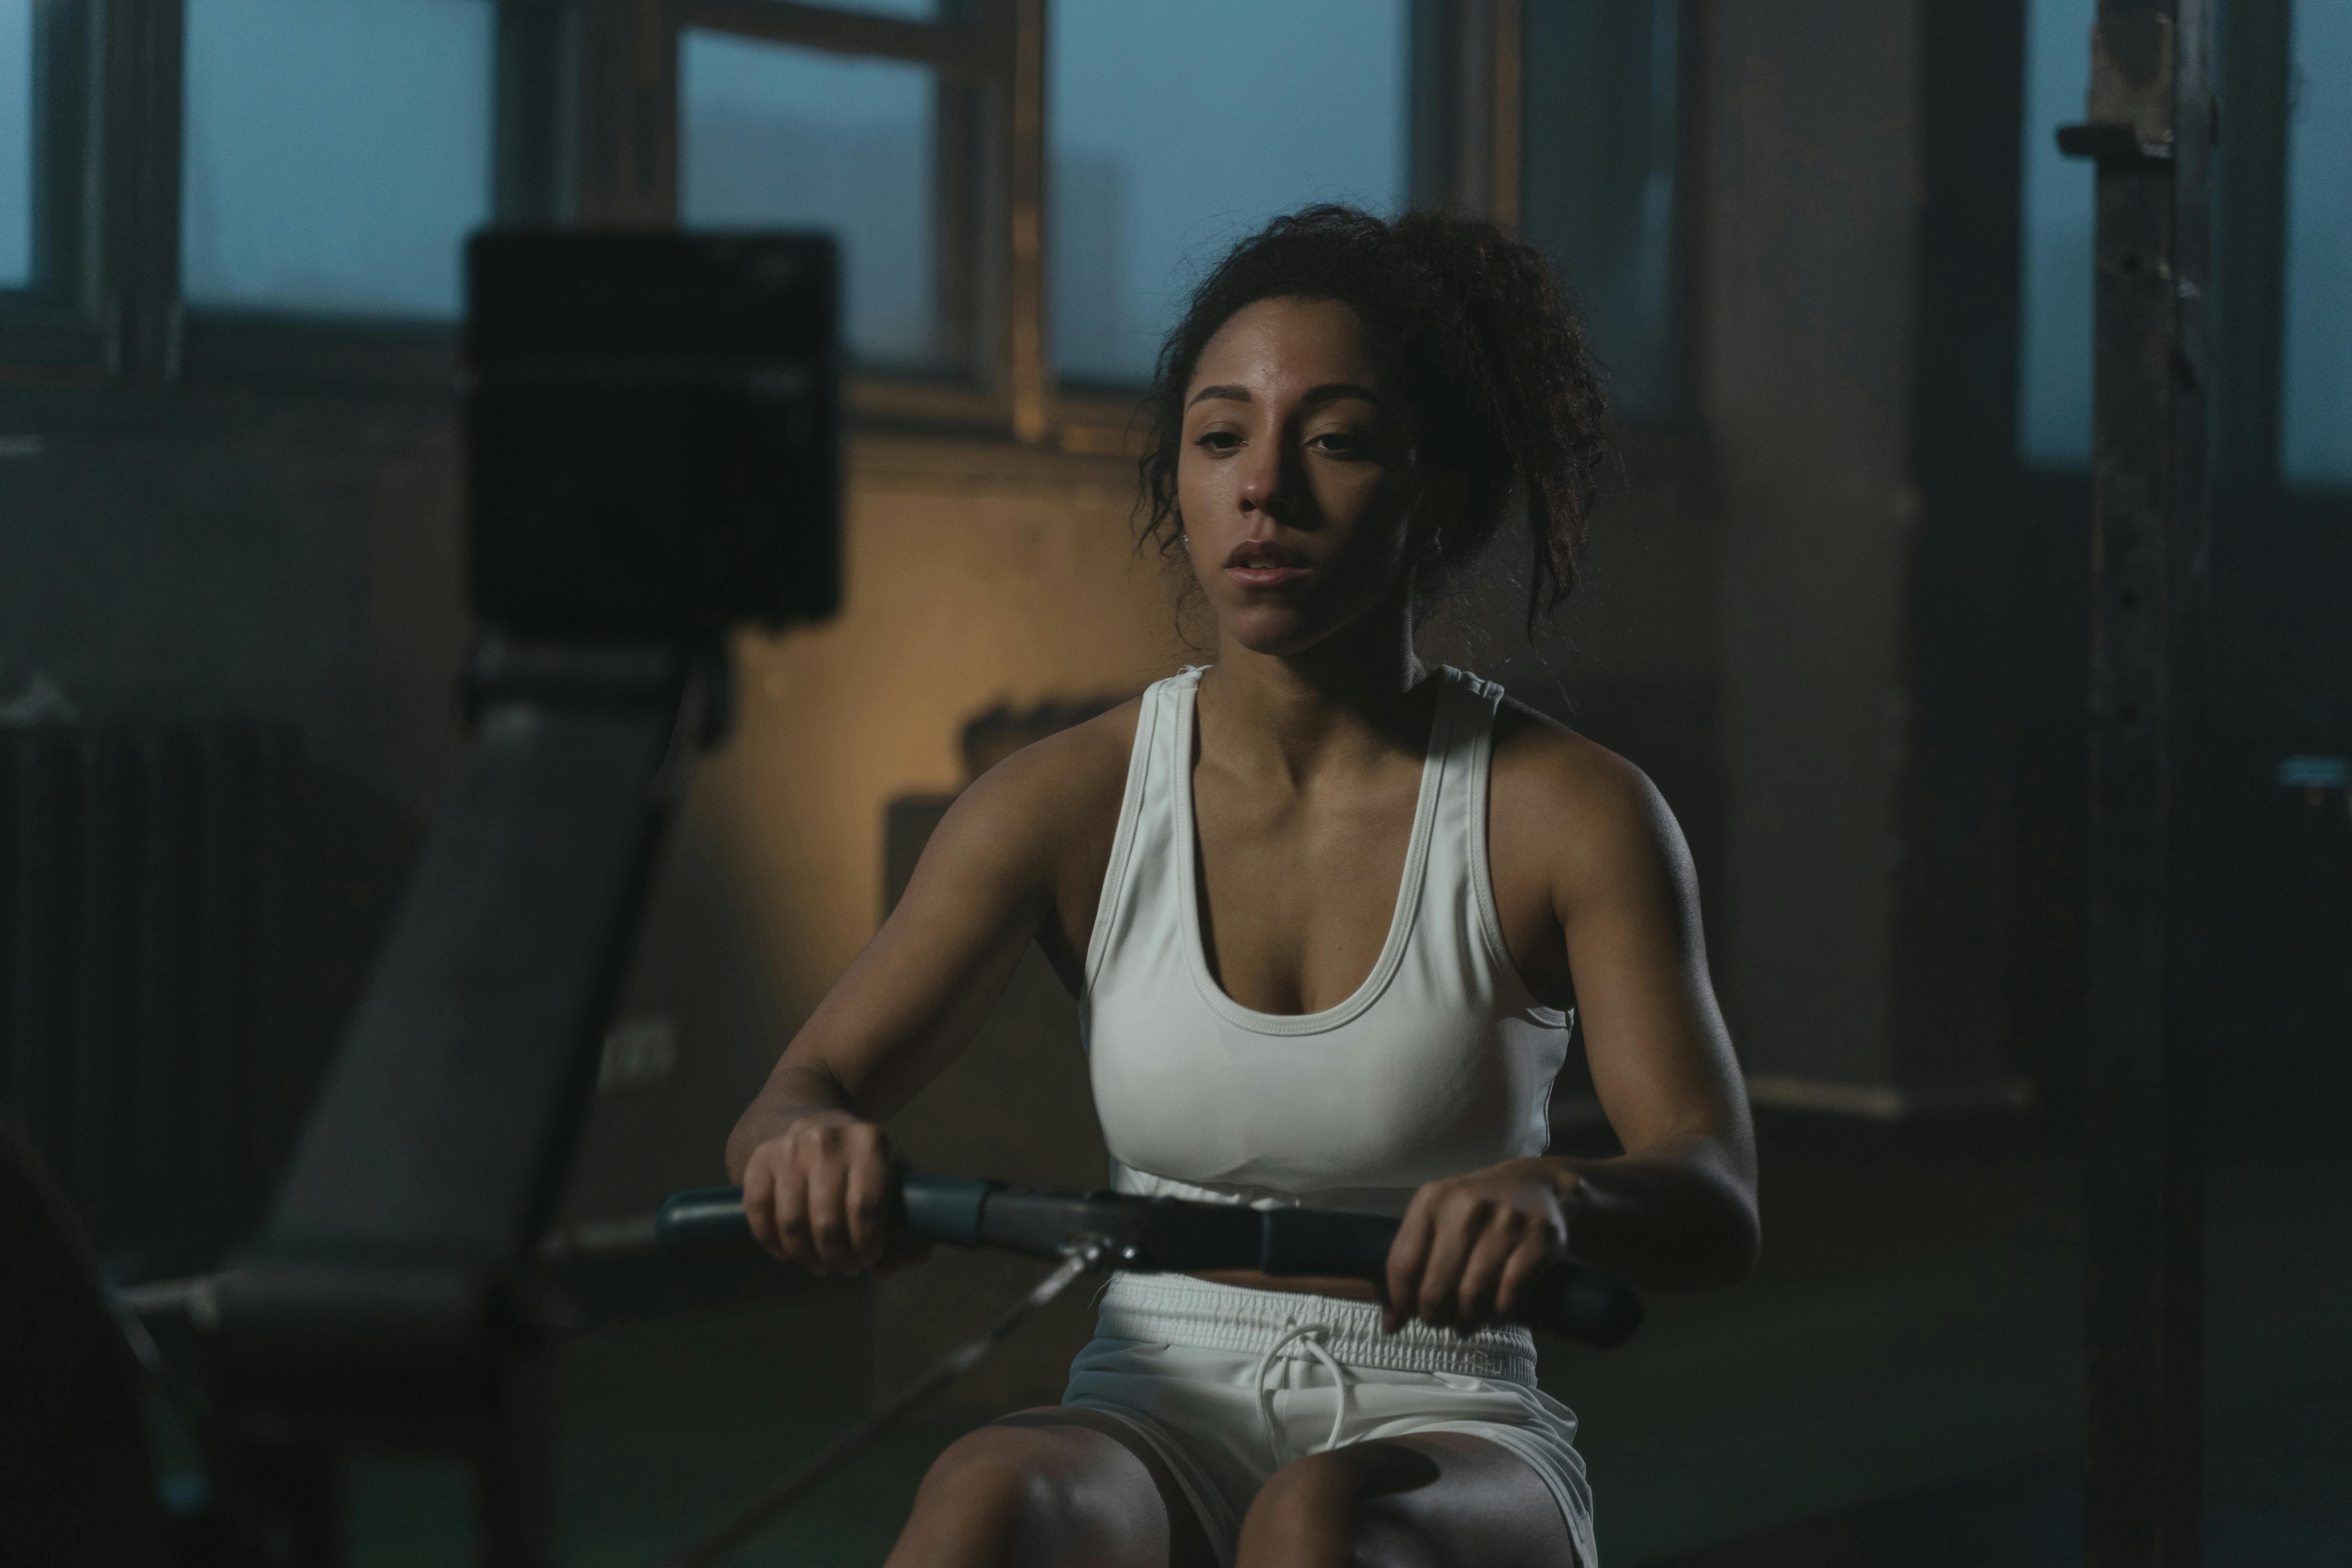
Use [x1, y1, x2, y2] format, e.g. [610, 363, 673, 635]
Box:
[1185, 381, 1384, 409]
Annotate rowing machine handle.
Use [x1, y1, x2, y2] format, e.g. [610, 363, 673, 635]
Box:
[1251, 1205, 1644, 1350]
[656, 1178, 1643, 1349]
[655, 1176, 1004, 1255]
[656, 1174, 1006, 1253]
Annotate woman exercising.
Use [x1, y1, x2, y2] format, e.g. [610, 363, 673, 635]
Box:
[727, 206, 1758, 1568]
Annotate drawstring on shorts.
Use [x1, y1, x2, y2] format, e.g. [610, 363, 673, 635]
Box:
[1253, 1321, 1355, 1463]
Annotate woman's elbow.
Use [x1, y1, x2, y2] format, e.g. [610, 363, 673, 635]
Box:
[1713, 1196, 1762, 1286]
[1672, 1185, 1761, 1292]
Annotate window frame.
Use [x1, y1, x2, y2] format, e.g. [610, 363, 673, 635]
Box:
[0, 0, 115, 375]
[170, 0, 513, 391]
[675, 0, 1035, 432]
[1045, 0, 1540, 446]
[2012, 0, 2343, 500]
[0, 0, 1706, 448]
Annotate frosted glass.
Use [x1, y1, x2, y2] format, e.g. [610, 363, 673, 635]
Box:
[681, 30, 938, 370]
[1048, 0, 1409, 387]
[2018, 0, 2096, 468]
[181, 0, 493, 318]
[0, 0, 31, 289]
[1521, 0, 1685, 425]
[2281, 0, 2352, 488]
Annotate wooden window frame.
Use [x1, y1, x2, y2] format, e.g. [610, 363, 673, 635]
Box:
[0, 0, 1706, 453]
[0, 0, 164, 382]
[650, 0, 1045, 435]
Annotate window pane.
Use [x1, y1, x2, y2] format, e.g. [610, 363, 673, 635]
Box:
[819, 0, 938, 16]
[1521, 0, 1685, 426]
[2018, 0, 2095, 467]
[2282, 2, 2352, 488]
[680, 30, 939, 371]
[1048, 0, 1409, 387]
[181, 0, 492, 319]
[0, 0, 30, 288]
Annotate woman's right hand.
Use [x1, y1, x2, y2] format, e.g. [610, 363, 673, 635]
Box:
[738, 1110, 922, 1276]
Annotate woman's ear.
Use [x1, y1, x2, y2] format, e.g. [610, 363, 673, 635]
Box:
[1413, 469, 1471, 559]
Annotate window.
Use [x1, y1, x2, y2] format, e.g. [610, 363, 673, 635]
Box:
[1046, 0, 1410, 387]
[1520, 0, 1688, 426]
[679, 29, 943, 372]
[0, 0, 29, 289]
[180, 0, 494, 319]
[2017, 0, 2095, 468]
[2281, 0, 2352, 489]
[822, 0, 941, 16]
[4, 0, 1693, 423]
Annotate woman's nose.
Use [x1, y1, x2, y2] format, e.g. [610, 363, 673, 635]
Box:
[1235, 441, 1292, 516]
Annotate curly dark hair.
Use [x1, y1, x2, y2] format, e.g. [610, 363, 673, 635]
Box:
[1136, 204, 1611, 631]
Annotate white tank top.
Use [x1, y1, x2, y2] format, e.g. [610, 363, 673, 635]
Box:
[1081, 666, 1573, 1217]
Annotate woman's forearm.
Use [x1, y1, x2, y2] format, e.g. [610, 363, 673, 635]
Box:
[1549, 1134, 1759, 1292]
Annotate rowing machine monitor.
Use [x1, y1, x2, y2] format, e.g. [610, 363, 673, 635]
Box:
[467, 231, 840, 640]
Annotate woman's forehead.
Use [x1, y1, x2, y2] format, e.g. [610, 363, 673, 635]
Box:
[1188, 297, 1387, 396]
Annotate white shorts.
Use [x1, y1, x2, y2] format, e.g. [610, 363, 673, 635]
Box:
[1060, 1271, 1596, 1567]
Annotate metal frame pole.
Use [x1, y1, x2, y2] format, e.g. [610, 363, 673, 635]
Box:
[2062, 3, 2214, 1564]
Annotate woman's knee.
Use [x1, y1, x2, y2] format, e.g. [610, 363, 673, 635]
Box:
[893, 1415, 1167, 1568]
[1239, 1453, 1367, 1565]
[908, 1424, 1076, 1531]
[1238, 1448, 1444, 1568]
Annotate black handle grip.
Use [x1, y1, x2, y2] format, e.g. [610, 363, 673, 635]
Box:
[1254, 1205, 1644, 1349]
[654, 1180, 1643, 1348]
[656, 1176, 1010, 1254]
[656, 1186, 756, 1253]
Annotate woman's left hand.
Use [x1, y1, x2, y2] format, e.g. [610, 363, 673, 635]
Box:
[1384, 1158, 1578, 1335]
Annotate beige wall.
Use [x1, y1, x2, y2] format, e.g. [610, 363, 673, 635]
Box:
[564, 434, 1189, 1220]
[1702, 0, 1926, 1098]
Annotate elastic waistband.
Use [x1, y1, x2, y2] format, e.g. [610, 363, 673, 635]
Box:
[1092, 1271, 1538, 1383]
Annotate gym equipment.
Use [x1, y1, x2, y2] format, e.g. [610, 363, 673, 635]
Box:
[647, 1176, 1642, 1566]
[0, 230, 844, 1568]
[659, 1177, 1645, 1348]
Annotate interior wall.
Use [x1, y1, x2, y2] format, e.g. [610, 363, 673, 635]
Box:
[1422, 431, 1727, 967]
[0, 384, 469, 1252]
[1700, 0, 1925, 1095]
[1894, 0, 2033, 1103]
[0, 389, 471, 810]
[0, 384, 1188, 1228]
[564, 436, 1185, 1219]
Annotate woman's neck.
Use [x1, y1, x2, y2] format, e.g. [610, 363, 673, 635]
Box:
[1197, 594, 1430, 786]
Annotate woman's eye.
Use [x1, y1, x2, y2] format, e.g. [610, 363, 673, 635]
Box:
[1309, 430, 1367, 457]
[1194, 430, 1242, 453]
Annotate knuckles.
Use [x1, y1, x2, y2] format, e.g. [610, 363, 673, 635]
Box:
[1394, 1170, 1570, 1333]
[744, 1118, 894, 1273]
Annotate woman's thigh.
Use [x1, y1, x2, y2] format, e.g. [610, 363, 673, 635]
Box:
[887, 1406, 1220, 1568]
[1237, 1431, 1578, 1568]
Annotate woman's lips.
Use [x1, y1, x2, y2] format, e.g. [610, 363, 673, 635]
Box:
[1224, 540, 1310, 588]
[1226, 563, 1310, 588]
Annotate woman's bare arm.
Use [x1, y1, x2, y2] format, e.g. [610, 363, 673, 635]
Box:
[725, 710, 1133, 1273]
[1388, 732, 1759, 1330]
[1546, 749, 1758, 1287]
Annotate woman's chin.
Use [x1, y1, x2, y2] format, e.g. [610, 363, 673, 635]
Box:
[1219, 612, 1344, 660]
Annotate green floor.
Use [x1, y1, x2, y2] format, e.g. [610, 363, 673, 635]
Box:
[349, 1112, 2348, 1566]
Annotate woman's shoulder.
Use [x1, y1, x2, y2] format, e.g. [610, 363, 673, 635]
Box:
[1485, 692, 1687, 870]
[946, 693, 1148, 854]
